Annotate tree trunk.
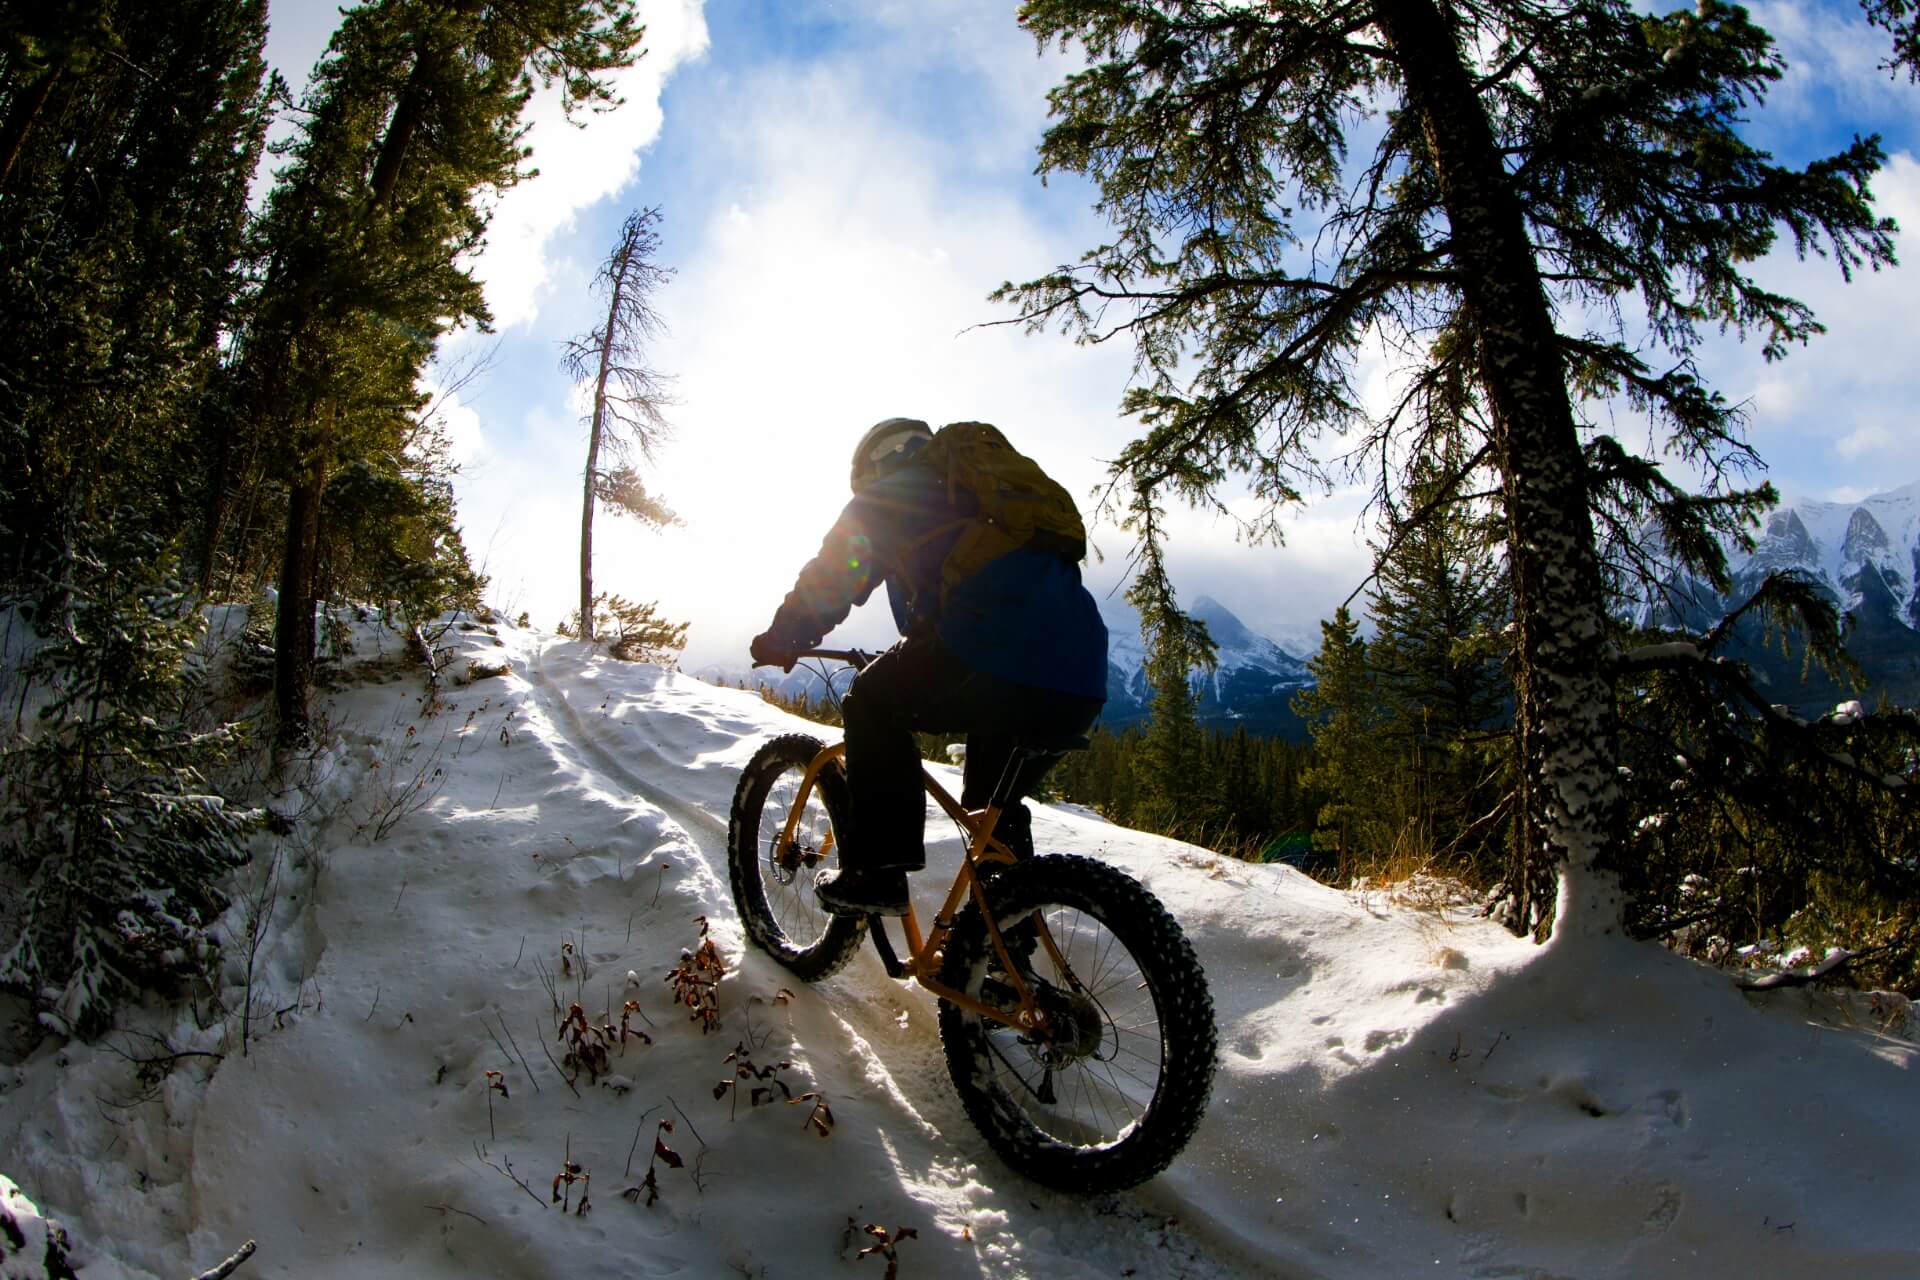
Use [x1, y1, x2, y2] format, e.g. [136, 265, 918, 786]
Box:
[1374, 0, 1626, 939]
[578, 424, 599, 642]
[0, 60, 63, 194]
[197, 403, 239, 595]
[369, 52, 435, 209]
[579, 258, 630, 643]
[274, 458, 325, 747]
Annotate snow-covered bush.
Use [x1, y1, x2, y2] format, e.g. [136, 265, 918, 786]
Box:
[0, 1173, 75, 1280]
[0, 532, 259, 1038]
[1617, 633, 1920, 995]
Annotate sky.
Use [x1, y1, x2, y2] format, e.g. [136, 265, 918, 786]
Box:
[4, 614, 1916, 1277]
[259, 0, 1920, 668]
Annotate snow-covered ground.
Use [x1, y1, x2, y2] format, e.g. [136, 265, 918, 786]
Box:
[2, 615, 1916, 1279]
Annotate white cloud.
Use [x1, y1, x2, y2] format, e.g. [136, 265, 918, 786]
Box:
[1695, 152, 1920, 493]
[1749, 0, 1920, 129]
[456, 1, 1919, 669]
[425, 385, 488, 469]
[1835, 422, 1896, 459]
[474, 0, 711, 330]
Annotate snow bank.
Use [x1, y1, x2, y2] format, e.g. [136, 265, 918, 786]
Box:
[2, 614, 1915, 1278]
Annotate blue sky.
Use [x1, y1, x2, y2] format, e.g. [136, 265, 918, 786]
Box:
[263, 0, 1920, 666]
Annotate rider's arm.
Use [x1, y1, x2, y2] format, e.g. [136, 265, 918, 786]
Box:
[762, 501, 885, 650]
[761, 468, 948, 649]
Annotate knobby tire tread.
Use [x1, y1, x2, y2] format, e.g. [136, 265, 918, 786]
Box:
[726, 733, 865, 981]
[937, 854, 1217, 1193]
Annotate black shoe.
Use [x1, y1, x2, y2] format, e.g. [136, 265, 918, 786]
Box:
[815, 867, 911, 917]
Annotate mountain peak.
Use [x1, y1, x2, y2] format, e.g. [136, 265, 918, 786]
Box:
[1189, 594, 1256, 649]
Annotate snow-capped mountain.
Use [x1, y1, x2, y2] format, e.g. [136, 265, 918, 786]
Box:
[1099, 594, 1316, 738]
[1738, 481, 1920, 622]
[1649, 479, 1920, 714]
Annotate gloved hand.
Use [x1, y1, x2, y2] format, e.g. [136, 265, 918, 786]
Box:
[750, 631, 799, 671]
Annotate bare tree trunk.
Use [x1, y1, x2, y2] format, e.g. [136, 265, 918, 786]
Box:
[578, 252, 631, 643]
[369, 46, 440, 209]
[1375, 0, 1626, 940]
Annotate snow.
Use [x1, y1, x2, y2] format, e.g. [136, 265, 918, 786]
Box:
[3, 615, 1918, 1278]
[1743, 482, 1920, 620]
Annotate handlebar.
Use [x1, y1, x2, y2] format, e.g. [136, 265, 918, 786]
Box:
[797, 647, 873, 671]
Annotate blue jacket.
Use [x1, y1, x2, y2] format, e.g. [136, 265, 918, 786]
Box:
[766, 457, 1108, 700]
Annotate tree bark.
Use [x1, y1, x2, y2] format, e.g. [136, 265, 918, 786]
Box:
[1374, 0, 1626, 939]
[579, 248, 631, 643]
[273, 457, 325, 747]
[0, 59, 63, 194]
[369, 50, 436, 209]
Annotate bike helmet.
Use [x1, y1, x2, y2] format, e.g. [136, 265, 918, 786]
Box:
[850, 417, 932, 492]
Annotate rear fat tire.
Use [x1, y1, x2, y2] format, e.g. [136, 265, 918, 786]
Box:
[938, 854, 1217, 1193]
[727, 733, 866, 981]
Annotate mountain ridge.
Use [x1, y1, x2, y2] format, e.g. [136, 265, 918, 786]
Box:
[1649, 479, 1920, 714]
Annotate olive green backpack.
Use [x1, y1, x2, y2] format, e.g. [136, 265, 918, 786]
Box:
[911, 421, 1086, 603]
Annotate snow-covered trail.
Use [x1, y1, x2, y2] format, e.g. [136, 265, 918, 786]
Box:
[3, 615, 1918, 1279]
[512, 635, 1255, 1277]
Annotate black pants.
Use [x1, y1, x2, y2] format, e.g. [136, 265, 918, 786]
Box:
[838, 634, 1104, 872]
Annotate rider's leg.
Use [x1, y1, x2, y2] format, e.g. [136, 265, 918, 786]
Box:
[959, 683, 1106, 859]
[820, 635, 971, 915]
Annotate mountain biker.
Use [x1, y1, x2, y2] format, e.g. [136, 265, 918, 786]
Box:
[750, 418, 1108, 917]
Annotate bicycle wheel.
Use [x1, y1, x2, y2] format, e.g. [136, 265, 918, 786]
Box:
[938, 854, 1216, 1193]
[727, 733, 866, 981]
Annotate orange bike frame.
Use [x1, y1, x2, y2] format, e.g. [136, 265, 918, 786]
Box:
[780, 742, 1060, 1032]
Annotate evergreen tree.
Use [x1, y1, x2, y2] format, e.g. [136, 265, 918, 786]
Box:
[1366, 446, 1511, 875]
[564, 206, 679, 642]
[0, 0, 273, 582]
[1294, 607, 1399, 864]
[1002, 0, 1894, 936]
[221, 0, 648, 743]
[1, 531, 256, 1036]
[1867, 0, 1918, 78]
[1127, 534, 1216, 832]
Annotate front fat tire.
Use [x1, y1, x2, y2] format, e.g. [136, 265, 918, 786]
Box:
[938, 854, 1217, 1193]
[726, 733, 866, 981]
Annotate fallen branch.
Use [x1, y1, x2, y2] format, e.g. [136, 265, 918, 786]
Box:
[409, 623, 442, 690]
[191, 1238, 257, 1280]
[474, 1143, 547, 1208]
[1738, 945, 1887, 992]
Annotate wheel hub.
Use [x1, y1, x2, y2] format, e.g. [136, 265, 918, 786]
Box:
[1031, 982, 1106, 1063]
[767, 836, 818, 884]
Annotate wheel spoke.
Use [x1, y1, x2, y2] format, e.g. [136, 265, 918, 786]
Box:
[729, 734, 864, 983]
[757, 767, 835, 948]
[969, 898, 1165, 1147]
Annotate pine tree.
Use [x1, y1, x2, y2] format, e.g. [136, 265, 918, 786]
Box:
[1127, 534, 1216, 833]
[1002, 0, 1895, 937]
[1366, 447, 1511, 876]
[563, 206, 679, 641]
[1, 532, 256, 1036]
[224, 0, 648, 743]
[1867, 0, 1918, 77]
[0, 0, 273, 582]
[1293, 608, 1399, 865]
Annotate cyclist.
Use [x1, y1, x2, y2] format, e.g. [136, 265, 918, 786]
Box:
[750, 417, 1108, 917]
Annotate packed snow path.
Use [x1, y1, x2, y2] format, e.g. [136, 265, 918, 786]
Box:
[2, 617, 1916, 1278]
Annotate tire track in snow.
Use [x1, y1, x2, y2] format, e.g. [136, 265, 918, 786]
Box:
[518, 645, 1007, 1199]
[517, 643, 736, 925]
[521, 641, 728, 841]
[517, 641, 1210, 1261]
